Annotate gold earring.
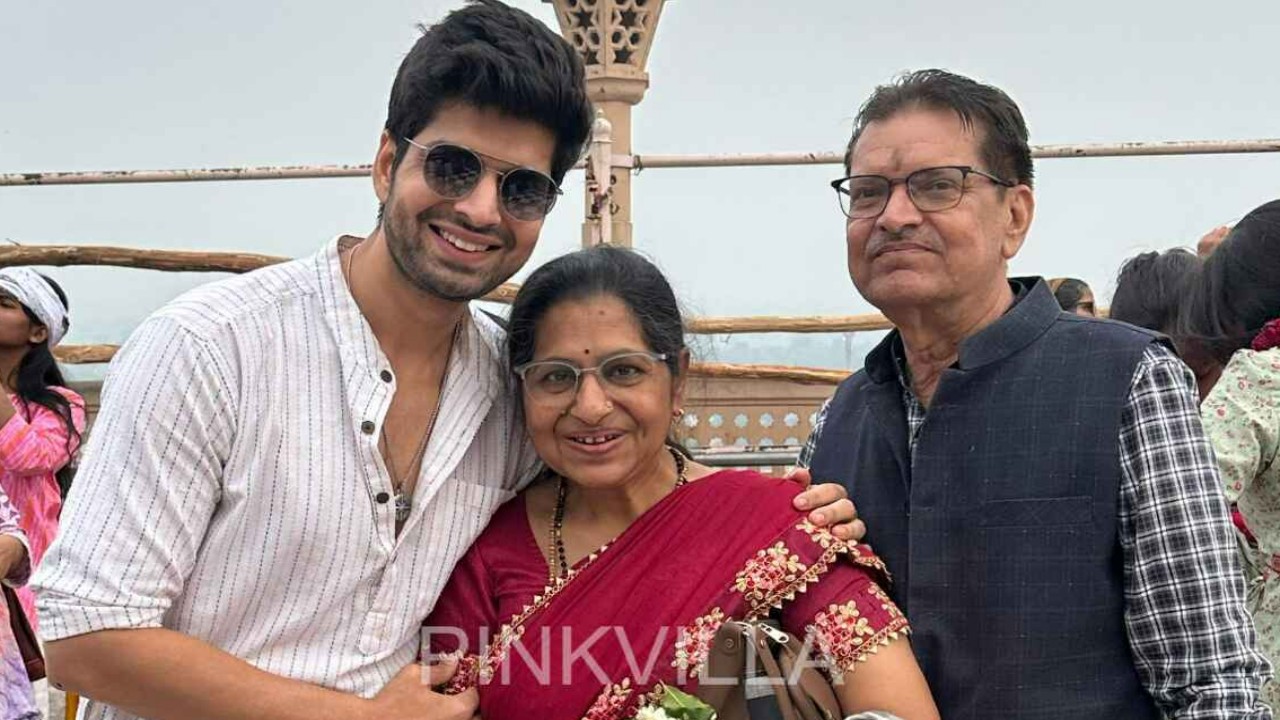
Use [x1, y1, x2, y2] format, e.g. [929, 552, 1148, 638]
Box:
[673, 408, 685, 420]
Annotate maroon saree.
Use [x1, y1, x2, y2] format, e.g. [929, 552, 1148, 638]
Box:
[424, 469, 909, 720]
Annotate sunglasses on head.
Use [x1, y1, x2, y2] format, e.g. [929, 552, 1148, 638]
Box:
[403, 138, 562, 222]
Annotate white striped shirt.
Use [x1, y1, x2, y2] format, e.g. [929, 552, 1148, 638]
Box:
[33, 237, 537, 719]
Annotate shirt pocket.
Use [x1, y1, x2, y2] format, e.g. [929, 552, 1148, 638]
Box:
[979, 496, 1094, 528]
[455, 480, 517, 515]
[445, 480, 517, 551]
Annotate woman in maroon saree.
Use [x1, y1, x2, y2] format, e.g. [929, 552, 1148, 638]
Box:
[425, 247, 937, 719]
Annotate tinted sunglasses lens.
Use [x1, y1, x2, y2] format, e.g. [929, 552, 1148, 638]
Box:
[501, 170, 558, 221]
[422, 144, 482, 198]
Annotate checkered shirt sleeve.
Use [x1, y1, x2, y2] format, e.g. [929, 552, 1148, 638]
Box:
[798, 398, 830, 469]
[1119, 343, 1272, 718]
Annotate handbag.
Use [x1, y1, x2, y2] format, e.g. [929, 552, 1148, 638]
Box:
[3, 585, 45, 681]
[696, 618, 842, 720]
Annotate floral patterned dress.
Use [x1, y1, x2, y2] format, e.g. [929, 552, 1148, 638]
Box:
[1202, 347, 1280, 706]
[425, 470, 911, 720]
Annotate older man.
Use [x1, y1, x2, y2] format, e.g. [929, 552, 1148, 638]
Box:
[802, 69, 1270, 718]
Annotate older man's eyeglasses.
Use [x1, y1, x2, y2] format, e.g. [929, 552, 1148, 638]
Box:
[403, 138, 562, 221]
[514, 351, 669, 405]
[830, 165, 1015, 220]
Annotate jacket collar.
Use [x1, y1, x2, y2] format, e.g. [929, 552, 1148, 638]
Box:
[865, 277, 1055, 384]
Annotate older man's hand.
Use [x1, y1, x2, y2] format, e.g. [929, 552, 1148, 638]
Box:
[786, 467, 866, 541]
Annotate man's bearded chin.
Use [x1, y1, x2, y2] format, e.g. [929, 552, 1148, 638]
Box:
[383, 205, 512, 302]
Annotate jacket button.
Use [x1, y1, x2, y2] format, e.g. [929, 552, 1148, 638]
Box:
[380, 370, 393, 383]
[375, 492, 390, 504]
[361, 420, 376, 435]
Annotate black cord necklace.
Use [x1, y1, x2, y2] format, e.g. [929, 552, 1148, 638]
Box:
[549, 446, 688, 581]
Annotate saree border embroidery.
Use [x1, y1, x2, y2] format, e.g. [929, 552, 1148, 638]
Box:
[477, 542, 615, 684]
[440, 652, 480, 695]
[868, 583, 905, 623]
[807, 598, 911, 673]
[733, 542, 808, 611]
[671, 607, 727, 676]
[583, 678, 634, 720]
[581, 680, 671, 720]
[735, 519, 879, 617]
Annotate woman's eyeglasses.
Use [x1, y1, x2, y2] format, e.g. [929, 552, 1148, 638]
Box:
[403, 138, 562, 221]
[514, 351, 670, 406]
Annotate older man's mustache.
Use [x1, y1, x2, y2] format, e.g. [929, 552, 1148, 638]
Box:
[865, 231, 939, 258]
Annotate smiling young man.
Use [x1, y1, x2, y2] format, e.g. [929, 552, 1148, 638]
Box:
[803, 70, 1271, 718]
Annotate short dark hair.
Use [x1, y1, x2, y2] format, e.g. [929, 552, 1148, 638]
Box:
[508, 246, 686, 378]
[1179, 200, 1280, 365]
[844, 69, 1034, 188]
[385, 0, 594, 184]
[1109, 249, 1200, 334]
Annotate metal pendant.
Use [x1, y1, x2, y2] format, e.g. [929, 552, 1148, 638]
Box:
[394, 492, 412, 524]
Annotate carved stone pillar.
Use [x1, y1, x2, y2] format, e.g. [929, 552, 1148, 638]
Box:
[543, 0, 670, 247]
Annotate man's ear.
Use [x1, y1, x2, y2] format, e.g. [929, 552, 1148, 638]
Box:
[1001, 184, 1035, 260]
[373, 130, 398, 207]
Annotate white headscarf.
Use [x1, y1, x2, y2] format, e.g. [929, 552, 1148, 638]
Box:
[0, 267, 69, 347]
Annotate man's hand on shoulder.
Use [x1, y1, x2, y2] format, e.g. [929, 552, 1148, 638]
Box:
[786, 467, 865, 541]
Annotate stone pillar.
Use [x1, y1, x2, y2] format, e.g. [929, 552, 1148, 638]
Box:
[543, 0, 670, 247]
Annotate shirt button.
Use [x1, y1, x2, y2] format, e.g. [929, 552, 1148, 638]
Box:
[375, 492, 390, 504]
[380, 370, 393, 383]
[361, 420, 376, 435]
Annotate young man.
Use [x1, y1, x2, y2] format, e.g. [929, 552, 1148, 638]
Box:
[32, 3, 854, 720]
[805, 69, 1271, 718]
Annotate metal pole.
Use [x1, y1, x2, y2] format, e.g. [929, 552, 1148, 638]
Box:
[5, 139, 1278, 187]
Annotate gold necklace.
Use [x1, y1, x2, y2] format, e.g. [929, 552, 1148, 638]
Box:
[549, 446, 688, 581]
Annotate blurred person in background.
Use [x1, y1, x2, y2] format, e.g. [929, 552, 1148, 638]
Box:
[0, 268, 84, 633]
[1047, 276, 1096, 316]
[1109, 249, 1218, 397]
[1109, 249, 1200, 335]
[1180, 199, 1280, 708]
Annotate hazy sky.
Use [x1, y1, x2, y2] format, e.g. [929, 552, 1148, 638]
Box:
[3, 0, 1279, 369]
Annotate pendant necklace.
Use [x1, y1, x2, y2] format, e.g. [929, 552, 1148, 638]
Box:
[346, 238, 459, 527]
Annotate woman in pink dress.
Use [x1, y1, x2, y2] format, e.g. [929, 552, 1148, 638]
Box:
[426, 247, 938, 719]
[0, 269, 85, 631]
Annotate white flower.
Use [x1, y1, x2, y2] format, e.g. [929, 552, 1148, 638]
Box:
[634, 707, 673, 720]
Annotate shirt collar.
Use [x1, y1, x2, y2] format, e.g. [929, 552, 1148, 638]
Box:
[315, 235, 508, 403]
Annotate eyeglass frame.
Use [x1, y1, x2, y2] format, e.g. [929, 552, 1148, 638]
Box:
[829, 165, 1016, 220]
[401, 137, 564, 220]
[513, 351, 672, 404]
